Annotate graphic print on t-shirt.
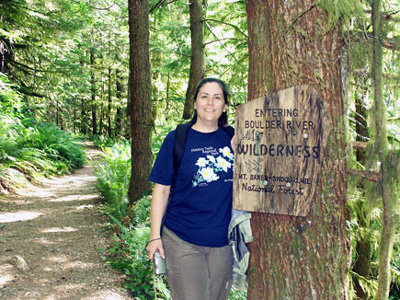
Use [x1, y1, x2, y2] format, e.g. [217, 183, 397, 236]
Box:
[192, 146, 234, 187]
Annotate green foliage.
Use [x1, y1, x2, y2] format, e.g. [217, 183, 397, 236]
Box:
[0, 74, 24, 118]
[102, 200, 171, 299]
[229, 288, 247, 300]
[152, 121, 177, 157]
[93, 139, 131, 220]
[91, 135, 121, 151]
[16, 121, 86, 170]
[0, 118, 86, 189]
[0, 75, 86, 192]
[317, 0, 364, 31]
[130, 195, 151, 227]
[104, 214, 156, 299]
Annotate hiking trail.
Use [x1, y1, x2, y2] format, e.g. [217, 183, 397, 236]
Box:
[0, 142, 131, 300]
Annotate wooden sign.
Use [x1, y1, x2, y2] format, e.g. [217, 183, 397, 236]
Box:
[233, 85, 330, 216]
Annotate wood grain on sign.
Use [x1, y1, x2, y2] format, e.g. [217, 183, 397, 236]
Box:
[233, 85, 330, 216]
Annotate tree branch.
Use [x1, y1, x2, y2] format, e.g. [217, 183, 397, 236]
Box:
[364, 10, 400, 22]
[150, 0, 181, 13]
[345, 30, 400, 51]
[150, 0, 166, 13]
[346, 168, 381, 182]
[352, 141, 369, 150]
[353, 68, 398, 80]
[382, 38, 400, 51]
[204, 38, 235, 46]
[69, 0, 116, 11]
[202, 18, 248, 38]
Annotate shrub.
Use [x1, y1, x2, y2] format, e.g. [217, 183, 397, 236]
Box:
[93, 140, 131, 220]
[104, 213, 170, 299]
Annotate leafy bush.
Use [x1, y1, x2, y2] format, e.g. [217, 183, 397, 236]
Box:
[0, 74, 86, 193]
[16, 121, 86, 170]
[104, 212, 169, 299]
[93, 140, 131, 220]
[91, 134, 121, 151]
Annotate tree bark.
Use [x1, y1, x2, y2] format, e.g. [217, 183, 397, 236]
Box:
[115, 67, 124, 137]
[127, 0, 153, 204]
[353, 72, 372, 300]
[108, 66, 112, 137]
[245, 1, 348, 299]
[90, 39, 97, 135]
[182, 0, 205, 120]
[371, 0, 400, 298]
[80, 98, 87, 135]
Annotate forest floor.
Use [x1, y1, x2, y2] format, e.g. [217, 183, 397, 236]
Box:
[0, 142, 132, 300]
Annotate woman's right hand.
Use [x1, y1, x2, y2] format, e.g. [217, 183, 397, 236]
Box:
[146, 238, 165, 260]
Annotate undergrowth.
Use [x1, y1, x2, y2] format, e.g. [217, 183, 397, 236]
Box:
[0, 74, 86, 193]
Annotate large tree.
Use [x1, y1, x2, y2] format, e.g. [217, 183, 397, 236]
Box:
[182, 0, 205, 120]
[371, 0, 400, 298]
[245, 1, 348, 298]
[127, 0, 153, 203]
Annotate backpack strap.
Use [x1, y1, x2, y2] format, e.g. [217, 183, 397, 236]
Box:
[221, 125, 235, 139]
[172, 122, 193, 188]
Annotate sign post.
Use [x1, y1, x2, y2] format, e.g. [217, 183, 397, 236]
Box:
[233, 85, 330, 216]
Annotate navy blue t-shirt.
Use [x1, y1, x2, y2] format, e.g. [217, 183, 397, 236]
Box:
[149, 127, 234, 247]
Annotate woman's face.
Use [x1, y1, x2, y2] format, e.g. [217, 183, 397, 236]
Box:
[194, 82, 226, 125]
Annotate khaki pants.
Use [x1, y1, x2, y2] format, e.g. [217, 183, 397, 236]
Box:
[163, 226, 233, 300]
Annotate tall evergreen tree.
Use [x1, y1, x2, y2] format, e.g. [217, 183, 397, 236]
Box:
[245, 1, 348, 298]
[371, 0, 400, 298]
[182, 0, 205, 120]
[127, 0, 153, 203]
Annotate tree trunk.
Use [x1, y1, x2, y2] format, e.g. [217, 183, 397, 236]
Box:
[353, 74, 372, 300]
[245, 1, 348, 299]
[73, 98, 77, 134]
[127, 0, 152, 204]
[182, 0, 205, 120]
[0, 14, 4, 72]
[371, 0, 400, 298]
[0, 39, 4, 73]
[353, 227, 372, 299]
[108, 66, 112, 137]
[90, 40, 97, 135]
[56, 98, 59, 127]
[115, 67, 124, 136]
[80, 98, 87, 134]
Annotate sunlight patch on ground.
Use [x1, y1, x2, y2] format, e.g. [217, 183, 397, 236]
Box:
[44, 295, 61, 300]
[16, 189, 55, 198]
[41, 227, 77, 233]
[0, 199, 34, 205]
[63, 261, 98, 270]
[45, 175, 97, 186]
[49, 194, 98, 203]
[30, 237, 57, 245]
[52, 283, 85, 293]
[38, 277, 51, 285]
[0, 211, 42, 223]
[75, 204, 94, 211]
[81, 290, 127, 300]
[46, 256, 69, 263]
[0, 265, 14, 287]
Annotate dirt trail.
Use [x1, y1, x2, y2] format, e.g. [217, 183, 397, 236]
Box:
[0, 142, 131, 300]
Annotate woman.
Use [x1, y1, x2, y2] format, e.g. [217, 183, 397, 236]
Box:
[146, 78, 234, 300]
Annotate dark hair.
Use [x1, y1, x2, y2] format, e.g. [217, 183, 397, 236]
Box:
[190, 78, 230, 127]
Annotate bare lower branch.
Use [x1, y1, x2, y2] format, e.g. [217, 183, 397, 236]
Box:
[346, 168, 381, 182]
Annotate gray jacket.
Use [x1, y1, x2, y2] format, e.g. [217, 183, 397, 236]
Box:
[228, 209, 253, 289]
